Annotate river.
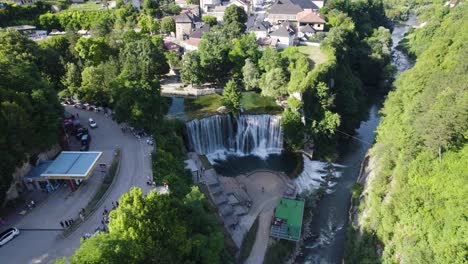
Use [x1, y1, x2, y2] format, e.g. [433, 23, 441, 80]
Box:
[296, 16, 417, 264]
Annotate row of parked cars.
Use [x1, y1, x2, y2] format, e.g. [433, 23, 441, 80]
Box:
[62, 99, 104, 113]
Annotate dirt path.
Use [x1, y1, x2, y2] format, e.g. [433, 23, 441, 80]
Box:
[245, 198, 278, 264]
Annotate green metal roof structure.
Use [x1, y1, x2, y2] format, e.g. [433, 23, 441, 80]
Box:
[270, 197, 305, 241]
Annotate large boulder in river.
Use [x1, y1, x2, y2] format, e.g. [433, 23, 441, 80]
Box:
[217, 106, 229, 114]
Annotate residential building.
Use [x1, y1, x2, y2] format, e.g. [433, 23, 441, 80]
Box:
[296, 8, 325, 31]
[267, 0, 324, 24]
[200, 0, 222, 12]
[185, 24, 211, 50]
[270, 25, 294, 48]
[249, 21, 270, 38]
[174, 11, 202, 40]
[298, 23, 315, 38]
[257, 37, 278, 49]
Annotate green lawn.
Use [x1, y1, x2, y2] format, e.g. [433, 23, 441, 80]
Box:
[67, 1, 102, 11]
[297, 45, 328, 68]
[241, 92, 282, 114]
[184, 94, 223, 120]
[184, 92, 281, 120]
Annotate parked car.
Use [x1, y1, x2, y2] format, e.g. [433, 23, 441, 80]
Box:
[80, 134, 91, 151]
[88, 118, 97, 128]
[0, 227, 20, 247]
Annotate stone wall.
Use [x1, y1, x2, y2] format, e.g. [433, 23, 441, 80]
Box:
[5, 144, 61, 202]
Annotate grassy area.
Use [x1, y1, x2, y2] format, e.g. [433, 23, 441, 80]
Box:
[297, 45, 328, 68]
[184, 94, 223, 120]
[240, 216, 259, 262]
[184, 92, 281, 120]
[67, 1, 102, 11]
[264, 239, 296, 264]
[241, 92, 282, 114]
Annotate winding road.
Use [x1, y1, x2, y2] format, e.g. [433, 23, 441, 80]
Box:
[0, 107, 154, 264]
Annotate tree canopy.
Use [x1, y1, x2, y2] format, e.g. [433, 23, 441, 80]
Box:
[70, 187, 227, 264]
[348, 4, 468, 263]
[221, 80, 242, 113]
[0, 30, 62, 204]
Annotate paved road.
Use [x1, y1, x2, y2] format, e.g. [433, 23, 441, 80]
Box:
[0, 107, 154, 264]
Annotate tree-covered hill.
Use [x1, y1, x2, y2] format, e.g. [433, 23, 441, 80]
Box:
[347, 4, 467, 263]
[0, 30, 63, 204]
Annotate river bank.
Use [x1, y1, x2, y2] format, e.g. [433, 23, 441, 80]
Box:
[294, 14, 418, 263]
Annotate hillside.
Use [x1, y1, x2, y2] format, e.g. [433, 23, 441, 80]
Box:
[347, 4, 467, 263]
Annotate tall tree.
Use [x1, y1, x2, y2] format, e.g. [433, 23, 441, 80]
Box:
[138, 15, 160, 35]
[160, 16, 175, 34]
[198, 31, 230, 82]
[202, 15, 218, 26]
[221, 80, 242, 113]
[259, 68, 287, 98]
[78, 60, 119, 105]
[223, 5, 247, 37]
[180, 51, 204, 85]
[74, 37, 113, 66]
[228, 33, 261, 77]
[60, 62, 81, 98]
[242, 58, 260, 91]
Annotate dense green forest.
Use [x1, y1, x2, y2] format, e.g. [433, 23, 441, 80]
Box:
[0, 30, 62, 204]
[347, 3, 467, 263]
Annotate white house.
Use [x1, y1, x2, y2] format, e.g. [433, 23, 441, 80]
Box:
[270, 25, 294, 49]
[249, 21, 270, 38]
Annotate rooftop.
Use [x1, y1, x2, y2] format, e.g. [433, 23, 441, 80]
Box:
[6, 25, 36, 31]
[251, 21, 269, 31]
[189, 24, 210, 39]
[174, 11, 200, 23]
[270, 197, 304, 241]
[270, 26, 293, 37]
[41, 151, 102, 179]
[300, 24, 316, 33]
[297, 9, 325, 23]
[269, 0, 320, 15]
[24, 161, 54, 180]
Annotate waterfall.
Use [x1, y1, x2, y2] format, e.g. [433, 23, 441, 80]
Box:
[185, 114, 283, 158]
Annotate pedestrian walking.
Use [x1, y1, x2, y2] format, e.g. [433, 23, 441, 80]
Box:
[76, 113, 79, 118]
[80, 213, 85, 222]
[60, 221, 64, 229]
[115, 201, 119, 207]
[112, 201, 115, 209]
[101, 219, 105, 225]
[262, 186, 264, 193]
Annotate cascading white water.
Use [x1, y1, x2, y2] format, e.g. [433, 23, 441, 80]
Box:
[185, 114, 283, 158]
[294, 155, 343, 194]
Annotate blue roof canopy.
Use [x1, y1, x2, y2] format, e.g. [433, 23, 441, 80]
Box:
[41, 151, 103, 179]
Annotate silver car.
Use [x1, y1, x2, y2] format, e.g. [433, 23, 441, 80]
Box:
[0, 227, 20, 247]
